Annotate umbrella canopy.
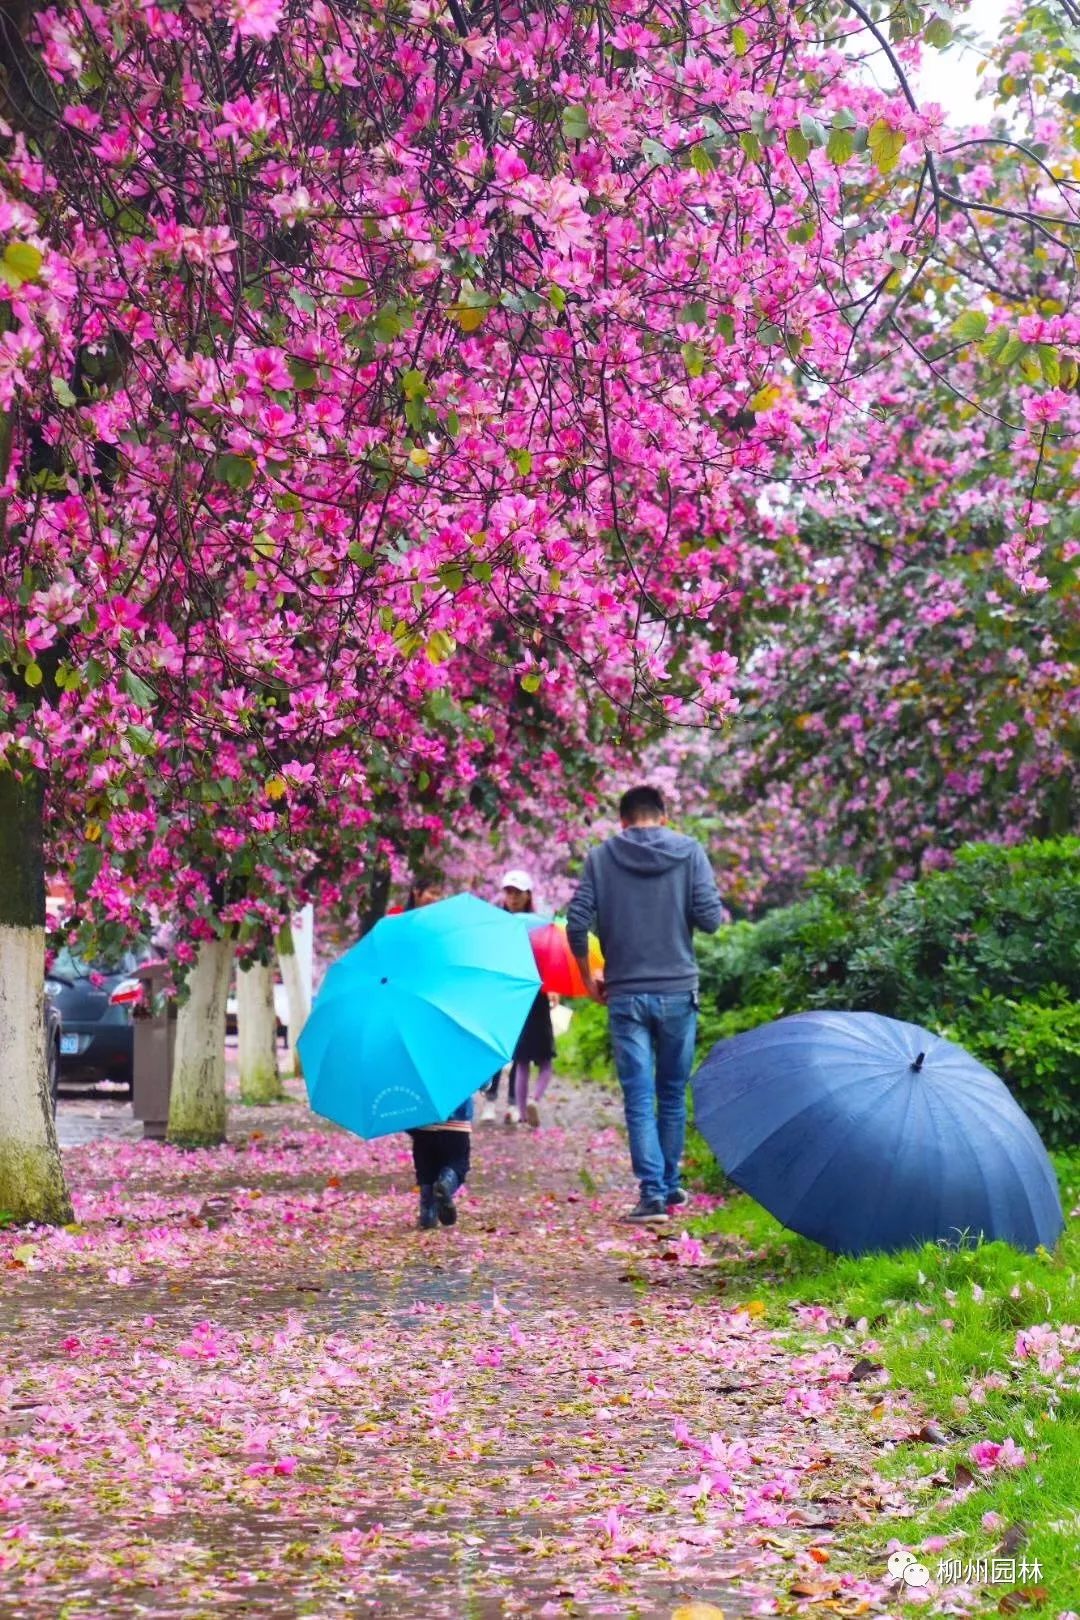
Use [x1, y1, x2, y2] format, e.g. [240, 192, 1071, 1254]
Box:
[299, 895, 540, 1139]
[691, 1011, 1064, 1256]
[521, 918, 604, 998]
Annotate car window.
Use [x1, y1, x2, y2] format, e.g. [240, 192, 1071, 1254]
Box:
[52, 944, 151, 978]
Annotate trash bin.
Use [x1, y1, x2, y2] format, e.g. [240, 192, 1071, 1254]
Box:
[132, 960, 176, 1140]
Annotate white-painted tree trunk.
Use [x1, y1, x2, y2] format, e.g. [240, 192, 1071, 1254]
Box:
[0, 924, 72, 1224]
[237, 958, 282, 1104]
[167, 937, 233, 1147]
[276, 924, 309, 1078]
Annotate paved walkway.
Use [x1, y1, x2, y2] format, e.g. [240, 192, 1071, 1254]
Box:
[2, 1085, 908, 1617]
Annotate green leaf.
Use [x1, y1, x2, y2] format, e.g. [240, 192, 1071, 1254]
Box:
[732, 24, 749, 54]
[641, 138, 673, 166]
[951, 310, 989, 342]
[24, 661, 43, 687]
[681, 341, 706, 378]
[347, 544, 376, 568]
[868, 118, 906, 174]
[548, 285, 567, 312]
[998, 336, 1025, 368]
[1037, 344, 1061, 386]
[289, 289, 316, 315]
[287, 358, 318, 389]
[562, 104, 590, 141]
[127, 723, 154, 756]
[924, 16, 952, 47]
[520, 672, 542, 693]
[401, 368, 427, 400]
[678, 299, 709, 327]
[0, 242, 43, 288]
[373, 305, 403, 343]
[213, 453, 256, 490]
[513, 449, 533, 475]
[438, 563, 465, 591]
[121, 670, 157, 710]
[786, 127, 811, 163]
[758, 323, 783, 345]
[51, 376, 78, 408]
[340, 278, 369, 298]
[471, 560, 493, 583]
[980, 326, 1012, 362]
[831, 108, 858, 129]
[826, 125, 855, 164]
[690, 143, 715, 175]
[417, 771, 430, 792]
[739, 131, 762, 162]
[799, 114, 828, 148]
[445, 409, 460, 437]
[425, 629, 456, 665]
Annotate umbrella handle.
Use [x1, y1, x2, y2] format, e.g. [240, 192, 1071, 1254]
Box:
[911, 1051, 926, 1073]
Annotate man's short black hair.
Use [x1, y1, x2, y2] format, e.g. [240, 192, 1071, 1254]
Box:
[619, 785, 665, 823]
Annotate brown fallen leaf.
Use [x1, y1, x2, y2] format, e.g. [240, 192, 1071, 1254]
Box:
[790, 1577, 842, 1599]
[847, 1357, 883, 1383]
[997, 1523, 1028, 1556]
[916, 1422, 948, 1445]
[998, 1587, 1048, 1614]
[953, 1462, 976, 1489]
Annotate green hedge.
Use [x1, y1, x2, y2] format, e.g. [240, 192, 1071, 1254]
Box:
[558, 840, 1080, 1149]
[695, 839, 1080, 1149]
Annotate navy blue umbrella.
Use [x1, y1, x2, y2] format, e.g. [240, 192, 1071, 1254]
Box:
[691, 1011, 1063, 1256]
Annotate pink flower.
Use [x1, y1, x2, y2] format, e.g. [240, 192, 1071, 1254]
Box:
[228, 0, 283, 39]
[970, 1438, 1027, 1473]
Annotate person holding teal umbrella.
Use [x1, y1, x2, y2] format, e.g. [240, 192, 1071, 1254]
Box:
[297, 878, 541, 1231]
[406, 879, 472, 1230]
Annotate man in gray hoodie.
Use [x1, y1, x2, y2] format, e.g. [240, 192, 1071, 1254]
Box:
[566, 785, 723, 1223]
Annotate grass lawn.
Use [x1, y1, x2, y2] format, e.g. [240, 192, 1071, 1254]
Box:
[684, 1138, 1080, 1617]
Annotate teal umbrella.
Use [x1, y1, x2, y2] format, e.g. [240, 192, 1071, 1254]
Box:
[298, 894, 540, 1139]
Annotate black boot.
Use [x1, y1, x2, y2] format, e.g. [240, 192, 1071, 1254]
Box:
[433, 1167, 459, 1227]
[417, 1186, 437, 1230]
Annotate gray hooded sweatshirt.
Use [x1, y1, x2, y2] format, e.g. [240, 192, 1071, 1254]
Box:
[566, 827, 723, 997]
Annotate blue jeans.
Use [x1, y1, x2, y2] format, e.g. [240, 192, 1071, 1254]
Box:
[607, 993, 698, 1205]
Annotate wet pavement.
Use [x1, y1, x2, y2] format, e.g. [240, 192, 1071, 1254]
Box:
[2, 1083, 902, 1618]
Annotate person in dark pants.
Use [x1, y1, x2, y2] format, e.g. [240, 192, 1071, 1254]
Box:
[403, 875, 473, 1229]
[409, 1097, 472, 1229]
[479, 869, 555, 1127]
[567, 786, 723, 1225]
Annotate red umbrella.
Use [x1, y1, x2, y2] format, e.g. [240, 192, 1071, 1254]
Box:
[526, 921, 603, 998]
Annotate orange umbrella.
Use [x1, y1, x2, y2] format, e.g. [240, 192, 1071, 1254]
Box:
[526, 920, 604, 998]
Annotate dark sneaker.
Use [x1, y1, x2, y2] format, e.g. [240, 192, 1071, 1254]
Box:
[433, 1168, 460, 1227]
[417, 1191, 438, 1230]
[666, 1188, 690, 1210]
[622, 1200, 669, 1225]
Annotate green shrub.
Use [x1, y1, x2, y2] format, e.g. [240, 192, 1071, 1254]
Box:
[554, 998, 613, 1082]
[694, 838, 1080, 1148]
[945, 991, 1080, 1150]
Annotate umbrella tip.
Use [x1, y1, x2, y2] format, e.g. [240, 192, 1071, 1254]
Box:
[911, 1051, 926, 1074]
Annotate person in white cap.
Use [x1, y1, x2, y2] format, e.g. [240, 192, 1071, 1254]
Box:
[478, 870, 555, 1126]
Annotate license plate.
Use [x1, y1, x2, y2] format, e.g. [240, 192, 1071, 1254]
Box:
[60, 1034, 79, 1055]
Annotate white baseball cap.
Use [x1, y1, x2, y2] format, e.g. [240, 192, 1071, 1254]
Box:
[501, 868, 533, 892]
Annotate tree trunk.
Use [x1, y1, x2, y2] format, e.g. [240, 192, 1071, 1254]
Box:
[276, 922, 309, 1079]
[237, 958, 282, 1104]
[0, 768, 72, 1224]
[166, 936, 232, 1147]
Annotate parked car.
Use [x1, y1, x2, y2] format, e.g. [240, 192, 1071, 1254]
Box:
[43, 991, 62, 1114]
[46, 943, 157, 1095]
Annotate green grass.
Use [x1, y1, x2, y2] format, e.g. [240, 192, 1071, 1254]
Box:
[685, 1155, 1080, 1615]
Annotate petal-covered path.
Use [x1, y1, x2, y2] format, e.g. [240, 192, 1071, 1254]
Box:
[1, 1083, 910, 1618]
